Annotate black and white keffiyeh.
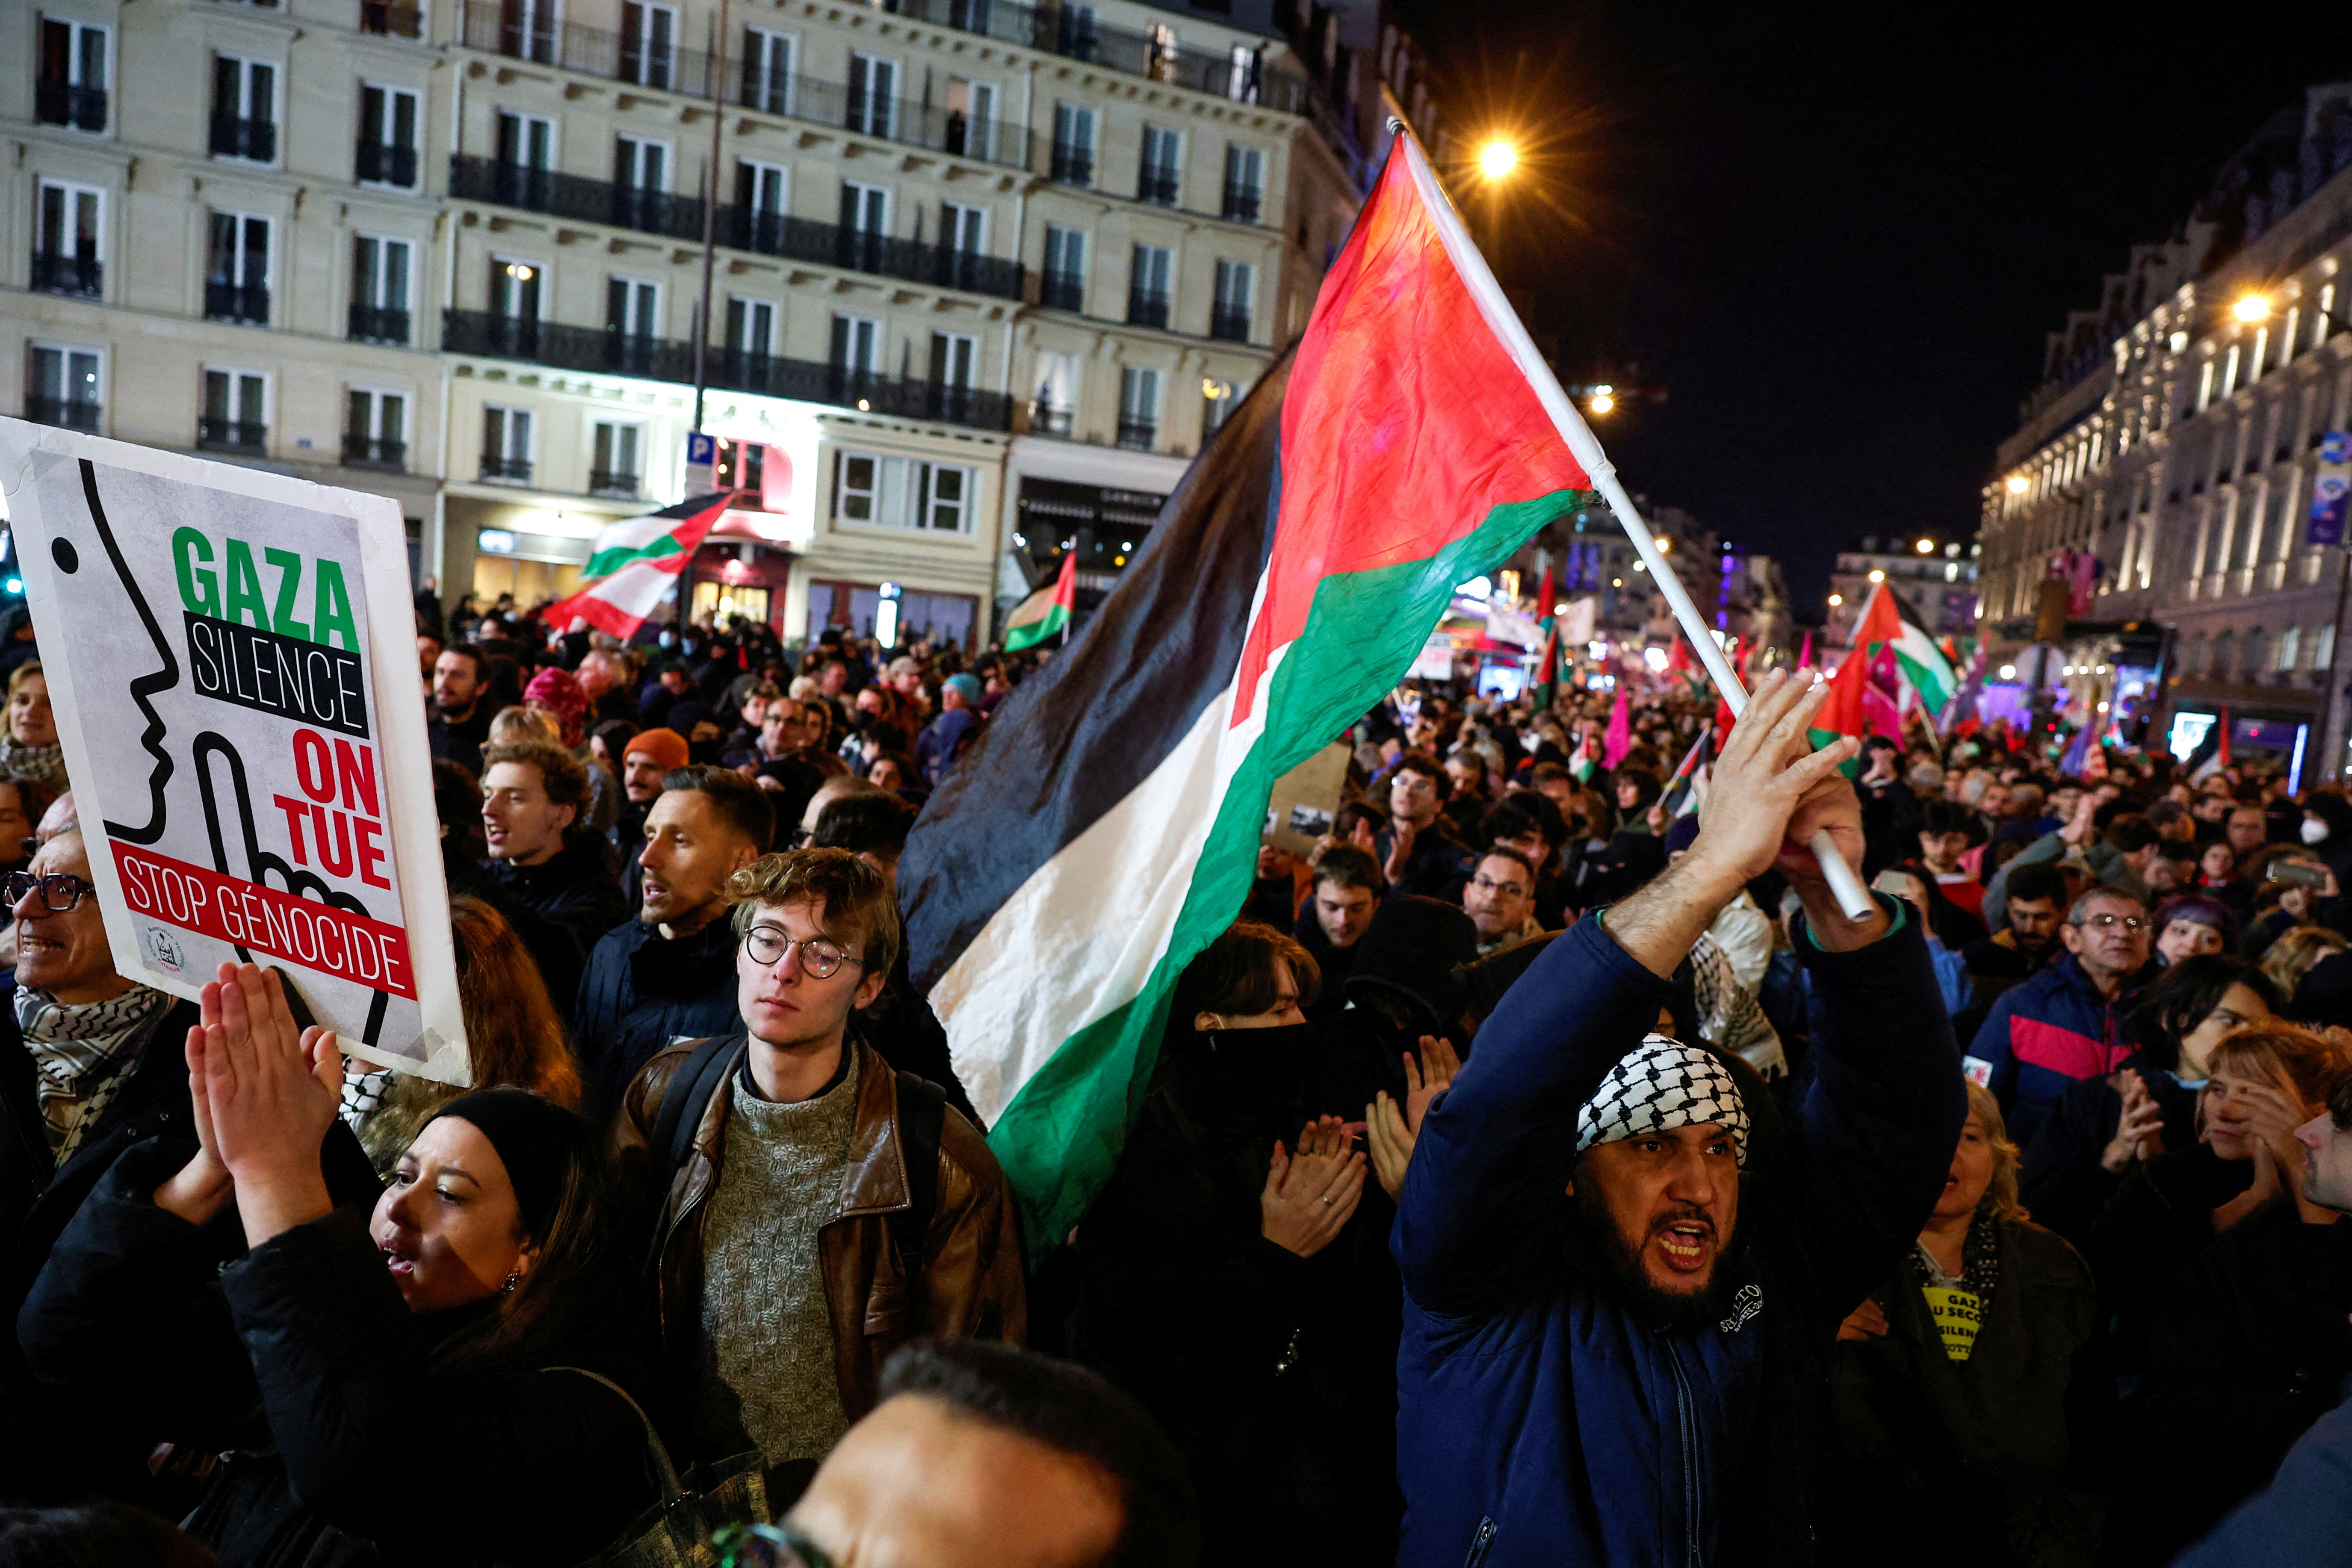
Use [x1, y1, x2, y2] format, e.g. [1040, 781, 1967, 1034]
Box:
[1575, 1033, 1750, 1166]
[16, 983, 171, 1165]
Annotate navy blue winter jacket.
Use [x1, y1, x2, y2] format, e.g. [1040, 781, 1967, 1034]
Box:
[1393, 903, 1965, 1568]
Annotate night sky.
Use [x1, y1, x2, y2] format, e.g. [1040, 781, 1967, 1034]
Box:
[1394, 1, 2352, 612]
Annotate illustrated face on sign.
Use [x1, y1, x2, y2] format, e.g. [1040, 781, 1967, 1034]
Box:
[481, 761, 575, 865]
[9, 673, 56, 749]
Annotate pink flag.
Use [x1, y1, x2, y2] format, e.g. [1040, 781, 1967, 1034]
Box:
[1799, 630, 1814, 669]
[1601, 683, 1633, 769]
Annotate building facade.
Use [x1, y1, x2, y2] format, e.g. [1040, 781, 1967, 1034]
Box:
[1978, 84, 2352, 778]
[1824, 534, 1980, 651]
[6, 0, 1441, 647]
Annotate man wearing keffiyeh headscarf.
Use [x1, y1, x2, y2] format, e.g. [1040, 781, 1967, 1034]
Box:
[1390, 670, 1971, 1568]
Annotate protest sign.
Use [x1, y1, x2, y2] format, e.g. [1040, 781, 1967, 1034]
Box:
[0, 419, 468, 1083]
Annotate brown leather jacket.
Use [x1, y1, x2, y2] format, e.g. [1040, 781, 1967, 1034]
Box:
[610, 1034, 1025, 1440]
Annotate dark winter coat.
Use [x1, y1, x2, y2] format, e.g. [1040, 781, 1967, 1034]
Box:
[1392, 905, 1967, 1568]
[2113, 1209, 2352, 1564]
[2018, 1054, 2203, 1247]
[483, 835, 630, 966]
[2083, 1142, 2254, 1376]
[1071, 1018, 1406, 1561]
[1820, 1217, 2106, 1568]
[1970, 955, 2145, 1150]
[16, 1139, 657, 1566]
[573, 913, 742, 1125]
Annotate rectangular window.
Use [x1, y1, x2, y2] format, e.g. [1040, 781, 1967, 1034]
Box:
[498, 110, 554, 169]
[1202, 376, 1235, 436]
[1118, 365, 1160, 449]
[201, 368, 268, 453]
[615, 134, 668, 190]
[1127, 244, 1171, 329]
[946, 77, 996, 162]
[490, 255, 541, 319]
[942, 201, 986, 254]
[481, 405, 533, 482]
[839, 181, 888, 272]
[847, 53, 898, 139]
[591, 422, 642, 496]
[606, 277, 660, 337]
[26, 344, 102, 432]
[34, 180, 103, 297]
[1222, 143, 1264, 222]
[1042, 225, 1086, 310]
[741, 27, 793, 114]
[36, 18, 109, 133]
[357, 84, 421, 188]
[930, 332, 976, 388]
[360, 0, 423, 37]
[205, 211, 271, 324]
[620, 1, 676, 89]
[1211, 258, 1253, 341]
[1052, 102, 1096, 185]
[343, 388, 407, 469]
[830, 313, 880, 374]
[499, 0, 557, 63]
[1140, 124, 1182, 205]
[349, 235, 413, 343]
[727, 296, 776, 356]
[830, 450, 975, 532]
[733, 161, 788, 252]
[1226, 42, 1260, 103]
[211, 55, 277, 161]
[1030, 350, 1077, 435]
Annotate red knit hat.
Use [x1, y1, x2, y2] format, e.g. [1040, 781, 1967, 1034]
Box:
[624, 727, 689, 772]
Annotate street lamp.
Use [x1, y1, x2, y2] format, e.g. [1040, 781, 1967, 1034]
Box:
[1915, 538, 1935, 554]
[1478, 140, 1518, 180]
[2234, 295, 2272, 323]
[1589, 392, 1615, 415]
[2005, 476, 2029, 495]
[1827, 593, 1843, 607]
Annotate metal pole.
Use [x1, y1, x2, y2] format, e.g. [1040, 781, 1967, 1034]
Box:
[1391, 122, 1876, 920]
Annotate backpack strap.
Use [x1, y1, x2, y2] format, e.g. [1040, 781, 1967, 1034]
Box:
[648, 1035, 739, 1199]
[541, 1366, 684, 1504]
[889, 1070, 948, 1279]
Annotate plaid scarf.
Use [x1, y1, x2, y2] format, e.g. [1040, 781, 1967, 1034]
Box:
[16, 984, 170, 1166]
[1908, 1198, 2003, 1306]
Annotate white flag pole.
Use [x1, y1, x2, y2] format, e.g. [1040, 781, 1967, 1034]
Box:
[1389, 122, 1875, 919]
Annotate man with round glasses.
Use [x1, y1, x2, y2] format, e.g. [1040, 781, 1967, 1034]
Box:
[611, 847, 1023, 1509]
[1968, 884, 2157, 1147]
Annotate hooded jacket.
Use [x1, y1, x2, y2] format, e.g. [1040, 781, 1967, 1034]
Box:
[1392, 906, 1965, 1568]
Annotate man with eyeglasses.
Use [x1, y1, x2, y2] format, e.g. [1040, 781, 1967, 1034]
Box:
[1463, 847, 1545, 957]
[611, 848, 1023, 1509]
[1967, 885, 2156, 1148]
[0, 830, 203, 1332]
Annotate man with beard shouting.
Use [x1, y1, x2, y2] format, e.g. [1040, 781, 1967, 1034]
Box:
[1392, 669, 1966, 1568]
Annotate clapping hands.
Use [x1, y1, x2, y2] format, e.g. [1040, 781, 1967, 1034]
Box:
[187, 963, 343, 1247]
[1366, 1035, 1462, 1200]
[1260, 1115, 1367, 1258]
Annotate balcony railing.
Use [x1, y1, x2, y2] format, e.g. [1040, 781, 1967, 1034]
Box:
[1049, 142, 1093, 186]
[446, 309, 1012, 431]
[360, 0, 424, 35]
[1221, 181, 1262, 224]
[1116, 416, 1156, 450]
[1039, 269, 1084, 311]
[342, 434, 407, 470]
[348, 303, 412, 344]
[851, 0, 1308, 112]
[1209, 304, 1250, 343]
[451, 154, 704, 241]
[198, 417, 266, 454]
[31, 253, 101, 297]
[356, 142, 420, 187]
[205, 282, 270, 325]
[1029, 400, 1073, 436]
[733, 68, 1031, 170]
[35, 81, 106, 133]
[1126, 289, 1170, 330]
[589, 468, 641, 497]
[723, 207, 1025, 300]
[25, 398, 100, 433]
[480, 453, 534, 483]
[1138, 166, 1181, 205]
[210, 115, 278, 162]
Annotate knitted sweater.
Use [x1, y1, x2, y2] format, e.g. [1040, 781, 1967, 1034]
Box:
[690, 1053, 860, 1468]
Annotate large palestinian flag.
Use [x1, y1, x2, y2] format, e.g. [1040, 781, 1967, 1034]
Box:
[897, 132, 1599, 1249]
[544, 491, 737, 638]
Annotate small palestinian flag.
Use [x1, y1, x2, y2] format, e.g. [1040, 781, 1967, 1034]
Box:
[545, 491, 738, 639]
[1003, 551, 1077, 652]
[898, 127, 1599, 1249]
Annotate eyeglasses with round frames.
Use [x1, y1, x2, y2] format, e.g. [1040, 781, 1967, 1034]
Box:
[2074, 912, 2150, 933]
[743, 924, 863, 978]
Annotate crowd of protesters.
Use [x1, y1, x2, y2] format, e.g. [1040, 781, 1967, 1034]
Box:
[3, 577, 2352, 1565]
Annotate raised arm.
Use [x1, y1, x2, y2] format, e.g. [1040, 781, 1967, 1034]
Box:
[1396, 671, 1867, 1314]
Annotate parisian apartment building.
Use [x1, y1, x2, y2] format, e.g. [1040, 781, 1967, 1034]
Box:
[1979, 84, 2352, 778]
[2, 0, 1451, 646]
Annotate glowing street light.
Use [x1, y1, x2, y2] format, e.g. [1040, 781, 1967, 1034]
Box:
[2233, 294, 2272, 323]
[1827, 593, 1844, 607]
[2005, 476, 2029, 495]
[1589, 393, 1615, 414]
[1915, 538, 1935, 554]
[1867, 568, 1885, 583]
[1478, 140, 1518, 180]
